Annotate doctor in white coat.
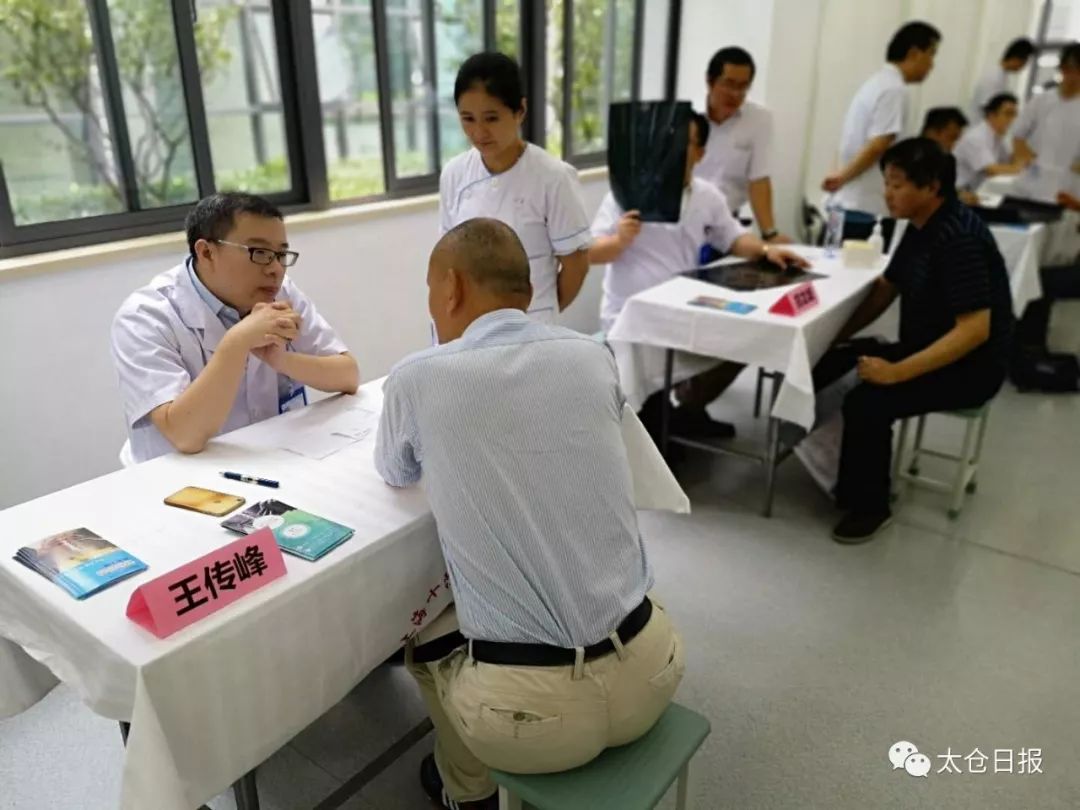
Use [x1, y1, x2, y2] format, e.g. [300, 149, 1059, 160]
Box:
[439, 52, 592, 323]
[111, 192, 358, 463]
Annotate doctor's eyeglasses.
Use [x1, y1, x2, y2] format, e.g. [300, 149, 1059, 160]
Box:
[214, 239, 299, 268]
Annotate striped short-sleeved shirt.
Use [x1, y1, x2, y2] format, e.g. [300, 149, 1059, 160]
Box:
[885, 198, 1013, 372]
[375, 309, 653, 648]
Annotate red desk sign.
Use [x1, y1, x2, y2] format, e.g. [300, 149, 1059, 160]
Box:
[126, 529, 286, 639]
[769, 281, 819, 316]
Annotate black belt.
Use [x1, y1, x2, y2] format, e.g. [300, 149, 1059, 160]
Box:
[412, 597, 653, 667]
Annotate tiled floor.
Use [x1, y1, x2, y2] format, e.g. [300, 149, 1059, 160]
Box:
[4, 307, 1080, 809]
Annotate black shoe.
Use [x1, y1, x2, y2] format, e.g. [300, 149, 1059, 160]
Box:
[669, 406, 736, 439]
[420, 753, 497, 810]
[832, 510, 893, 544]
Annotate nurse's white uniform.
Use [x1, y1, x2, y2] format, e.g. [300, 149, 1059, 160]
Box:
[111, 259, 348, 463]
[439, 143, 592, 322]
[1011, 89, 1080, 202]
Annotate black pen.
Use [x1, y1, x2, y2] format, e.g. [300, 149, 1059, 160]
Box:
[220, 471, 280, 489]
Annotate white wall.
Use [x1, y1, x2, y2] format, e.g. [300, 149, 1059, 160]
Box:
[801, 0, 1039, 207]
[762, 0, 825, 238]
[640, 0, 672, 100]
[0, 176, 611, 509]
[676, 0, 776, 108]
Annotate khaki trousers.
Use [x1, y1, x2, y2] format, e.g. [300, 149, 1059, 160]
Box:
[406, 599, 686, 802]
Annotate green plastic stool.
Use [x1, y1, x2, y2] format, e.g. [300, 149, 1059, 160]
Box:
[491, 702, 711, 810]
[891, 402, 992, 518]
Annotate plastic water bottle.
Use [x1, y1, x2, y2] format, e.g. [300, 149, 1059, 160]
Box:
[824, 195, 845, 258]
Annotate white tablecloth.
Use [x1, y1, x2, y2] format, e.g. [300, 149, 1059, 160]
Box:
[0, 379, 686, 810]
[607, 248, 882, 429]
[989, 222, 1047, 313]
[979, 174, 1080, 267]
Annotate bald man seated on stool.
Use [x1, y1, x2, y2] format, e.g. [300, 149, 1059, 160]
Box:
[375, 218, 685, 810]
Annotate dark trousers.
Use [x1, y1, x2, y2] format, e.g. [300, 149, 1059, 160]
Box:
[814, 339, 1004, 514]
[1016, 263, 1080, 351]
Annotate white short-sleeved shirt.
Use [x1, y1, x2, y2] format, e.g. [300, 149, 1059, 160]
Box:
[1012, 89, 1080, 202]
[439, 144, 593, 322]
[111, 260, 348, 463]
[971, 65, 1009, 121]
[836, 63, 908, 216]
[693, 100, 774, 213]
[592, 178, 748, 332]
[955, 120, 1009, 191]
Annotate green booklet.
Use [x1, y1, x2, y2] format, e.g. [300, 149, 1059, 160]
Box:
[221, 500, 354, 562]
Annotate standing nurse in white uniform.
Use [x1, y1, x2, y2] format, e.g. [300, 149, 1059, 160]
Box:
[111, 192, 359, 463]
[822, 21, 940, 245]
[440, 52, 592, 323]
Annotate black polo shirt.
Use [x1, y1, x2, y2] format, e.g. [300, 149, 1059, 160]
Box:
[885, 197, 1013, 374]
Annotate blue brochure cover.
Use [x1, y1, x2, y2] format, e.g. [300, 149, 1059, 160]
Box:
[14, 528, 148, 599]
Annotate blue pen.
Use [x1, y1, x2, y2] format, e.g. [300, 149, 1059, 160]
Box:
[221, 471, 280, 489]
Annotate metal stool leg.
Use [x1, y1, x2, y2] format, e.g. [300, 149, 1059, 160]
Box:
[754, 368, 765, 418]
[891, 417, 910, 502]
[948, 417, 980, 519]
[761, 374, 783, 517]
[967, 411, 990, 493]
[909, 414, 927, 475]
[675, 762, 692, 810]
[499, 785, 523, 810]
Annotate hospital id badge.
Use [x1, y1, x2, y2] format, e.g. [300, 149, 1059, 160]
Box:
[279, 383, 307, 414]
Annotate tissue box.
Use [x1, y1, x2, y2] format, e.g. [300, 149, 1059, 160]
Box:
[842, 239, 880, 269]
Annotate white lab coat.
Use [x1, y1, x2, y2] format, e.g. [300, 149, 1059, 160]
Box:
[836, 63, 908, 216]
[439, 144, 592, 322]
[693, 100, 775, 214]
[111, 260, 348, 463]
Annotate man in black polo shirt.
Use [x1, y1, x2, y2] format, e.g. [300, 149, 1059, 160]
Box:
[818, 137, 1012, 543]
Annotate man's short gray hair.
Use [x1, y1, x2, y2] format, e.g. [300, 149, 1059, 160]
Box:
[434, 217, 532, 298]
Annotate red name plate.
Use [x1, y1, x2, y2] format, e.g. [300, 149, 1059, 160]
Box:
[126, 529, 286, 639]
[769, 281, 819, 316]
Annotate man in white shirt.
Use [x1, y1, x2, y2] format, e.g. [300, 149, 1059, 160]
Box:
[823, 21, 940, 241]
[921, 107, 968, 153]
[111, 193, 358, 462]
[954, 93, 1026, 193]
[590, 112, 807, 440]
[693, 46, 790, 243]
[970, 38, 1034, 121]
[1012, 43, 1080, 203]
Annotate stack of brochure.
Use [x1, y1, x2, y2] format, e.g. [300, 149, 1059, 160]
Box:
[14, 528, 148, 599]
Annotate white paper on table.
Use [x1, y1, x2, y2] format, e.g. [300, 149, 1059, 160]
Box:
[281, 432, 358, 460]
[278, 405, 379, 459]
[621, 404, 690, 514]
